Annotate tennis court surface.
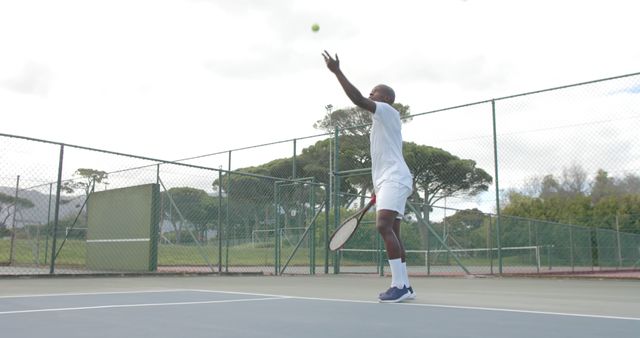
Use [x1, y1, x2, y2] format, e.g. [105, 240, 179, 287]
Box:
[1, 275, 638, 338]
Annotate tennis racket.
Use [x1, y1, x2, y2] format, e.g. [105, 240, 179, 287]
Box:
[328, 195, 376, 251]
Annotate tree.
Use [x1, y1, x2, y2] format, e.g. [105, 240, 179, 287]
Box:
[443, 208, 485, 234]
[522, 164, 589, 200]
[61, 168, 109, 195]
[299, 138, 332, 184]
[221, 137, 493, 249]
[0, 192, 35, 235]
[403, 142, 493, 246]
[503, 168, 640, 233]
[540, 175, 562, 199]
[313, 104, 412, 136]
[441, 208, 487, 248]
[313, 103, 412, 207]
[619, 174, 640, 195]
[213, 167, 281, 237]
[502, 191, 592, 225]
[561, 164, 589, 197]
[220, 107, 493, 248]
[591, 169, 619, 204]
[162, 187, 219, 243]
[57, 168, 109, 234]
[223, 141, 359, 209]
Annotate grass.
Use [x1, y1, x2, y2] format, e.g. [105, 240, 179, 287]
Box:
[0, 238, 325, 268]
[1, 238, 612, 272]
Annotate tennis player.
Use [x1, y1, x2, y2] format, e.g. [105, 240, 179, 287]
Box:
[323, 50, 414, 302]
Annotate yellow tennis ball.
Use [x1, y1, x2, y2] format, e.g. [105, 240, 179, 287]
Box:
[311, 23, 320, 32]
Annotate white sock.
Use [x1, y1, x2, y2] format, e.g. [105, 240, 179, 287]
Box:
[402, 261, 411, 288]
[389, 258, 403, 288]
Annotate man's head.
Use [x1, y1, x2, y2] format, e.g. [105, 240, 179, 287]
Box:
[369, 84, 395, 104]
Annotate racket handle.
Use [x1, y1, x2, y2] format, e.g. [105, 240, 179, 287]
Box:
[371, 194, 376, 204]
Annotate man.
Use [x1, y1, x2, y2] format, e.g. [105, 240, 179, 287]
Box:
[323, 51, 414, 303]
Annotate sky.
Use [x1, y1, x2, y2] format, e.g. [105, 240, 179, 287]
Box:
[1, 0, 639, 167]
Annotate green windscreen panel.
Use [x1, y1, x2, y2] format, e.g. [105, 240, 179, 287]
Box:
[87, 183, 160, 271]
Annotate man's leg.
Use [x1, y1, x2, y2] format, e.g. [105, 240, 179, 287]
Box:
[377, 210, 410, 302]
[392, 218, 405, 261]
[393, 218, 414, 298]
[377, 210, 402, 259]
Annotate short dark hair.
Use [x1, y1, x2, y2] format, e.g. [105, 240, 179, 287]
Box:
[378, 84, 395, 104]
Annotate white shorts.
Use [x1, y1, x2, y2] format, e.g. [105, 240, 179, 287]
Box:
[375, 181, 413, 219]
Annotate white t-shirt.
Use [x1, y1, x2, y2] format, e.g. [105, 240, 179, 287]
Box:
[370, 101, 413, 190]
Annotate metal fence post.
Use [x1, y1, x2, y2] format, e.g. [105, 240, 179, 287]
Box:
[292, 138, 297, 179]
[49, 144, 64, 274]
[274, 182, 280, 275]
[616, 214, 623, 268]
[589, 227, 595, 271]
[309, 180, 315, 274]
[535, 221, 541, 274]
[491, 100, 503, 275]
[333, 127, 341, 274]
[44, 183, 53, 265]
[226, 151, 231, 273]
[218, 170, 223, 273]
[569, 226, 575, 272]
[8, 175, 20, 266]
[324, 184, 330, 274]
[489, 216, 494, 274]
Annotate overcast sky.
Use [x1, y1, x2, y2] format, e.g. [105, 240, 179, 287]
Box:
[1, 0, 639, 164]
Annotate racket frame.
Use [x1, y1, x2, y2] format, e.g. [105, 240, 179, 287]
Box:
[328, 197, 376, 251]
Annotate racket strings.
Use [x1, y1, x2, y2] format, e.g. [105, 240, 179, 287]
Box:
[329, 217, 359, 251]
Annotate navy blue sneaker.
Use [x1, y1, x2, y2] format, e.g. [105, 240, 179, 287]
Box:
[378, 286, 411, 303]
[379, 287, 394, 298]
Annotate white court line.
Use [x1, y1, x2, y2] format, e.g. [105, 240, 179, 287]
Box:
[86, 238, 150, 243]
[0, 297, 290, 315]
[3, 289, 639, 322]
[0, 289, 194, 299]
[187, 289, 640, 322]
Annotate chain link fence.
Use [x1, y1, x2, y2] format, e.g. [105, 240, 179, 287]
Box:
[0, 135, 329, 275]
[1, 72, 639, 276]
[330, 72, 640, 276]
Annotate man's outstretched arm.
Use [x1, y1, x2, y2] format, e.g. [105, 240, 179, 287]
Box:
[323, 51, 376, 113]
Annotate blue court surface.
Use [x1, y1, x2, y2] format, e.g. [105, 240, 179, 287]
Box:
[0, 276, 638, 338]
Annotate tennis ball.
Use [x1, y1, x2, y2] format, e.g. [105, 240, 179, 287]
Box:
[311, 23, 320, 32]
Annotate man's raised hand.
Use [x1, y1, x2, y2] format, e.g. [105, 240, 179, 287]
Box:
[322, 50, 340, 73]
